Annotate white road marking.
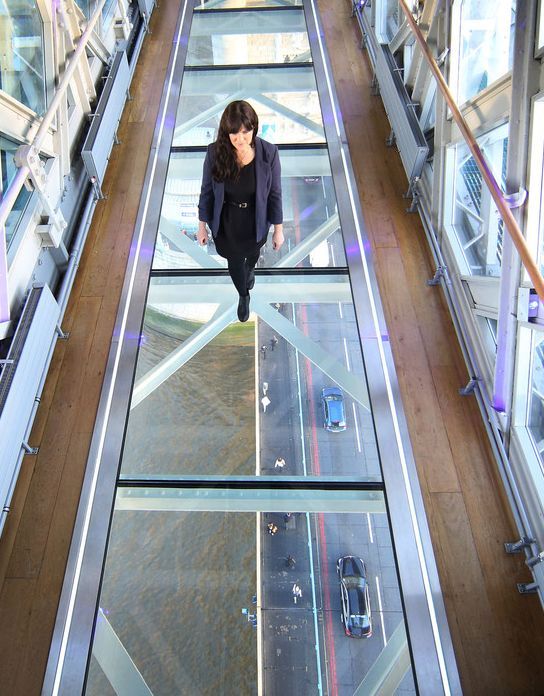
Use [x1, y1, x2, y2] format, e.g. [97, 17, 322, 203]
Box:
[352, 402, 361, 452]
[366, 513, 374, 543]
[375, 575, 387, 647]
[343, 337, 350, 371]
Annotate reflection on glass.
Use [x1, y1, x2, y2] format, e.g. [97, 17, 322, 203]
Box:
[455, 0, 516, 105]
[153, 149, 345, 270]
[174, 67, 324, 147]
[74, 0, 91, 17]
[102, 0, 117, 26]
[186, 10, 311, 66]
[451, 123, 508, 277]
[0, 0, 46, 114]
[85, 502, 415, 695]
[529, 334, 544, 461]
[1, 135, 32, 248]
[121, 289, 377, 479]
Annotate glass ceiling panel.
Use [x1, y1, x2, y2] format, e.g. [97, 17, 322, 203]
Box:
[153, 149, 346, 270]
[173, 67, 325, 147]
[121, 286, 378, 480]
[186, 9, 311, 65]
[85, 500, 416, 695]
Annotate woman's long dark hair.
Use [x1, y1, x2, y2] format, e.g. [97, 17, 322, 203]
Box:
[212, 100, 259, 182]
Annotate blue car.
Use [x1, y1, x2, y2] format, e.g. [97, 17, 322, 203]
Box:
[321, 387, 346, 432]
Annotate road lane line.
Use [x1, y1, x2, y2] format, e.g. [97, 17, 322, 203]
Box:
[351, 402, 361, 452]
[306, 512, 324, 696]
[255, 319, 260, 476]
[375, 575, 387, 647]
[256, 512, 263, 696]
[254, 320, 263, 694]
[367, 513, 374, 543]
[299, 305, 337, 696]
[342, 337, 350, 371]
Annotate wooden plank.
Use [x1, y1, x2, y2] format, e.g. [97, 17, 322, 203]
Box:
[5, 296, 102, 580]
[0, 578, 36, 694]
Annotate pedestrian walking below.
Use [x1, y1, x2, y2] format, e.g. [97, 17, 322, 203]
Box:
[292, 583, 302, 604]
[270, 335, 278, 351]
[261, 395, 271, 412]
[267, 522, 278, 536]
[274, 457, 286, 469]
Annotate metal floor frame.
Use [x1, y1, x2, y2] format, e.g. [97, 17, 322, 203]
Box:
[43, 0, 462, 694]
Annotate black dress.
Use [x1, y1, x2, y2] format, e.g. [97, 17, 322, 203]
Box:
[214, 160, 265, 259]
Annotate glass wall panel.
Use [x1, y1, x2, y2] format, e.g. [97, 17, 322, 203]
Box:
[85, 494, 416, 695]
[74, 0, 91, 17]
[454, 0, 516, 105]
[187, 10, 311, 66]
[450, 123, 508, 276]
[529, 332, 544, 459]
[385, 0, 400, 42]
[153, 148, 346, 270]
[102, 0, 117, 27]
[0, 134, 32, 248]
[121, 284, 377, 480]
[0, 0, 46, 114]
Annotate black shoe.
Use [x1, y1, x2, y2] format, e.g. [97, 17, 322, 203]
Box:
[238, 294, 250, 322]
[246, 266, 255, 291]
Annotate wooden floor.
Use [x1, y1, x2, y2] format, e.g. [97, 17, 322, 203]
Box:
[1, 0, 544, 693]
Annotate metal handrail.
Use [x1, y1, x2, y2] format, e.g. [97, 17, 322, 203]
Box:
[398, 0, 544, 301]
[0, 0, 107, 231]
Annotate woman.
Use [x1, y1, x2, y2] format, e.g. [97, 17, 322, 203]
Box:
[197, 101, 284, 322]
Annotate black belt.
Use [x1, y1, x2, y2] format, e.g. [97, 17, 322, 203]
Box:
[226, 200, 253, 209]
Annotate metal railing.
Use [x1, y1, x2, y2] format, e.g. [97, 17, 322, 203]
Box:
[398, 0, 544, 301]
[0, 0, 108, 323]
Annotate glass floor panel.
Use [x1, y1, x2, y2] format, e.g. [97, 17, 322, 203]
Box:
[196, 0, 302, 9]
[186, 9, 311, 66]
[153, 149, 346, 270]
[122, 282, 378, 479]
[85, 494, 416, 695]
[174, 67, 325, 147]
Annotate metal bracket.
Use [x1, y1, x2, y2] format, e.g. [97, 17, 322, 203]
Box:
[56, 325, 70, 340]
[436, 48, 449, 67]
[504, 188, 527, 210]
[14, 144, 68, 245]
[526, 551, 544, 568]
[426, 265, 446, 286]
[459, 378, 479, 396]
[386, 129, 395, 147]
[504, 536, 536, 554]
[517, 582, 539, 594]
[22, 441, 39, 455]
[371, 75, 379, 95]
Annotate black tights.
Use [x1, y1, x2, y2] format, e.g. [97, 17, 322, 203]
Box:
[227, 251, 260, 296]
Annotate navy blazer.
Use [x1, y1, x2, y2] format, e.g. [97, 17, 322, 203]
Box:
[198, 137, 283, 243]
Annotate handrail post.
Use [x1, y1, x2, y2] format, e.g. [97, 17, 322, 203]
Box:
[397, 0, 544, 301]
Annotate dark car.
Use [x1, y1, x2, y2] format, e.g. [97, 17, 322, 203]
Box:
[321, 387, 346, 431]
[337, 555, 372, 638]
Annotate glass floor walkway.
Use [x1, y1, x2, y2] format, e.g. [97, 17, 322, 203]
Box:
[44, 1, 461, 694]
